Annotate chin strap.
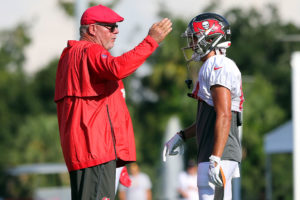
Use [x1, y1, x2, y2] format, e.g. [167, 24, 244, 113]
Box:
[184, 52, 202, 89]
[185, 61, 193, 89]
[215, 47, 226, 56]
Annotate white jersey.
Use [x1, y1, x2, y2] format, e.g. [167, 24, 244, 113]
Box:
[178, 171, 199, 200]
[191, 55, 244, 112]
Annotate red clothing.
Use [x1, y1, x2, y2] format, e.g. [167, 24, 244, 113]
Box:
[54, 36, 158, 171]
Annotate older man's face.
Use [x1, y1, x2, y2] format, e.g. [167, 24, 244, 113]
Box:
[93, 23, 119, 50]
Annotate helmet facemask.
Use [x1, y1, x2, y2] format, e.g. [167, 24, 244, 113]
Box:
[182, 25, 214, 62]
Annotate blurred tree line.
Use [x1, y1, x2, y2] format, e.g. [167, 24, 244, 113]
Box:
[0, 2, 299, 200]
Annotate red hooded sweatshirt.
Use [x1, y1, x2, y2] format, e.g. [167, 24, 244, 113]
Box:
[54, 36, 158, 171]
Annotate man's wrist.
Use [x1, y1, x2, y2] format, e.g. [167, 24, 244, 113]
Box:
[209, 155, 221, 164]
[177, 130, 186, 141]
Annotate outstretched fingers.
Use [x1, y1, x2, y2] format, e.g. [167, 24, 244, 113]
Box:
[149, 18, 172, 44]
[157, 18, 172, 32]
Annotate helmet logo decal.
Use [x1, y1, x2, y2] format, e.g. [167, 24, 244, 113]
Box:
[202, 21, 210, 30]
[193, 19, 225, 35]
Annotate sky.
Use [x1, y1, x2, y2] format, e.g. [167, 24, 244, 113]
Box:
[0, 0, 299, 74]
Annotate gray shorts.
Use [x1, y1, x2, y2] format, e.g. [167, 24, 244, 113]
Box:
[69, 160, 116, 200]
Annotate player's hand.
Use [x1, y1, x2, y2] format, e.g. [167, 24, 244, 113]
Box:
[208, 155, 226, 187]
[148, 18, 172, 44]
[162, 133, 184, 162]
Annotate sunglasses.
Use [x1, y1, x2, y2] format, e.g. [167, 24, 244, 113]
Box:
[94, 23, 118, 32]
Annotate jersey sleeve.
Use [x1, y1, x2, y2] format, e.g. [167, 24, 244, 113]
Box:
[87, 35, 158, 80]
[209, 59, 236, 91]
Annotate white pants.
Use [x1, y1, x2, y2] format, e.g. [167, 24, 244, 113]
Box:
[115, 167, 124, 193]
[197, 161, 240, 200]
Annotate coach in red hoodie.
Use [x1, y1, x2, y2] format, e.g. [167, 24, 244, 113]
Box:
[54, 4, 172, 200]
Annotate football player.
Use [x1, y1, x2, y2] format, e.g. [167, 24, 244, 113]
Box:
[163, 13, 244, 200]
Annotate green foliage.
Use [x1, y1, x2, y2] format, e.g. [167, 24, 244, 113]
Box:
[241, 75, 286, 199]
[0, 25, 37, 168]
[58, 1, 74, 17]
[29, 59, 58, 114]
[0, 24, 31, 72]
[10, 114, 63, 164]
[0, 25, 63, 198]
[271, 154, 293, 200]
[2, 114, 64, 198]
[226, 6, 299, 118]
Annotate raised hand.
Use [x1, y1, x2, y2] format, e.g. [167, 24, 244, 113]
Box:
[148, 18, 172, 44]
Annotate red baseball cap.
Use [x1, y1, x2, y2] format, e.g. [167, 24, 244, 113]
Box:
[80, 4, 124, 25]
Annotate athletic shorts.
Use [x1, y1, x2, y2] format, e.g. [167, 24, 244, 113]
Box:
[197, 160, 240, 200]
[69, 160, 116, 200]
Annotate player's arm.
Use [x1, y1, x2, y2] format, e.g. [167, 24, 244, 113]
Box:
[179, 122, 196, 140]
[91, 18, 172, 81]
[211, 85, 232, 157]
[118, 190, 126, 200]
[207, 85, 232, 187]
[147, 189, 152, 200]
